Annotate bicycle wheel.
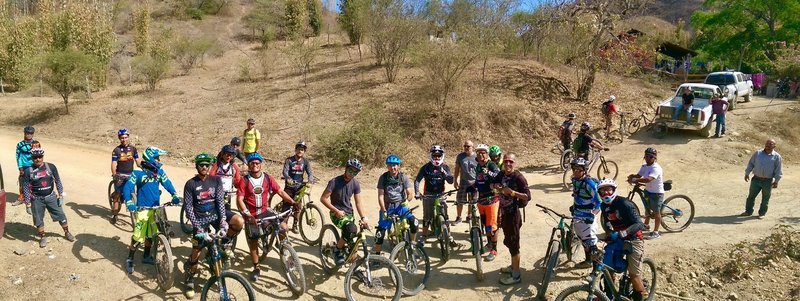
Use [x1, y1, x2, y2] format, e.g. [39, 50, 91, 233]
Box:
[389, 240, 431, 296]
[560, 150, 573, 171]
[319, 224, 341, 274]
[299, 202, 325, 245]
[628, 118, 642, 135]
[153, 234, 174, 291]
[641, 258, 658, 301]
[596, 160, 618, 181]
[469, 227, 484, 281]
[564, 231, 581, 263]
[107, 180, 114, 209]
[436, 215, 451, 262]
[539, 240, 561, 297]
[344, 255, 403, 301]
[660, 195, 694, 232]
[562, 169, 571, 190]
[554, 284, 611, 301]
[200, 271, 256, 301]
[280, 241, 307, 296]
[179, 202, 192, 234]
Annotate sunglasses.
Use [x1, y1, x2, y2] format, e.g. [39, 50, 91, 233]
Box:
[572, 167, 586, 172]
[346, 168, 360, 176]
[463, 145, 473, 148]
[198, 163, 211, 168]
[503, 160, 515, 164]
[248, 161, 262, 165]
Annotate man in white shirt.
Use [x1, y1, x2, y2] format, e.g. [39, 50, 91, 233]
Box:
[627, 147, 664, 240]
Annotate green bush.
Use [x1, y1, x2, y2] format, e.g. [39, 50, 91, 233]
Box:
[132, 54, 170, 91]
[173, 34, 216, 74]
[319, 109, 404, 168]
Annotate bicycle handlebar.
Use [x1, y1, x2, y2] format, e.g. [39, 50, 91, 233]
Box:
[417, 189, 458, 199]
[254, 208, 294, 224]
[535, 203, 571, 220]
[136, 203, 176, 210]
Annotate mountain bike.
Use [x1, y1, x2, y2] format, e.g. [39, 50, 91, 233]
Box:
[628, 104, 657, 135]
[253, 208, 306, 296]
[603, 180, 695, 232]
[535, 204, 582, 299]
[605, 113, 627, 144]
[195, 233, 256, 301]
[108, 175, 135, 226]
[420, 189, 457, 263]
[135, 203, 178, 291]
[461, 195, 492, 281]
[319, 223, 403, 301]
[284, 178, 326, 245]
[562, 148, 618, 189]
[554, 239, 657, 301]
[386, 205, 430, 296]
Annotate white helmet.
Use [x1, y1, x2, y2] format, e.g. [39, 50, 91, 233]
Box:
[475, 144, 489, 153]
[430, 145, 445, 167]
[597, 179, 618, 204]
[608, 95, 616, 102]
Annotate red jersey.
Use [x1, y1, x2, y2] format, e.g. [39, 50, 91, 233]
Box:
[236, 172, 281, 216]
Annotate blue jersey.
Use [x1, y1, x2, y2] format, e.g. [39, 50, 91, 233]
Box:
[122, 168, 177, 207]
[16, 140, 35, 169]
[571, 177, 600, 220]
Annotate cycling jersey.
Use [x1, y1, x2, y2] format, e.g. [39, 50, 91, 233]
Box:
[496, 170, 530, 213]
[470, 161, 500, 202]
[22, 163, 64, 204]
[236, 172, 281, 217]
[571, 176, 600, 221]
[16, 139, 36, 169]
[600, 196, 645, 240]
[183, 175, 226, 232]
[377, 171, 411, 208]
[122, 168, 177, 207]
[324, 175, 361, 214]
[209, 162, 242, 193]
[282, 156, 314, 190]
[242, 129, 261, 153]
[111, 144, 139, 174]
[414, 162, 454, 195]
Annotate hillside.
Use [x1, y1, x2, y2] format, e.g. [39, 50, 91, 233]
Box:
[644, 0, 705, 24]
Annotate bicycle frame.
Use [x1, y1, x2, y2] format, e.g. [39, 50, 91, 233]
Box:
[255, 208, 294, 249]
[137, 204, 175, 238]
[628, 184, 683, 219]
[536, 204, 578, 259]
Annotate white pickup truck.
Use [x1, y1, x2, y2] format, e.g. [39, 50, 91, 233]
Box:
[703, 71, 753, 110]
[654, 83, 724, 138]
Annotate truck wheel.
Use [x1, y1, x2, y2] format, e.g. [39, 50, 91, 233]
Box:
[699, 120, 714, 138]
[744, 91, 752, 102]
[653, 122, 667, 139]
[729, 94, 737, 110]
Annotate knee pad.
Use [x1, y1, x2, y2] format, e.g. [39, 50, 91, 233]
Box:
[485, 225, 494, 234]
[343, 223, 357, 241]
[375, 229, 386, 245]
[409, 218, 419, 233]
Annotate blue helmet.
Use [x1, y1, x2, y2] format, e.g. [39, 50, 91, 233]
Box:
[221, 144, 236, 155]
[247, 152, 264, 163]
[118, 128, 129, 137]
[385, 154, 401, 165]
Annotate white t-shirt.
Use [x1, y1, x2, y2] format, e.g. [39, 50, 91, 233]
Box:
[637, 163, 664, 193]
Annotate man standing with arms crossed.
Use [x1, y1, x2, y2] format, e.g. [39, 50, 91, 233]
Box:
[452, 140, 477, 226]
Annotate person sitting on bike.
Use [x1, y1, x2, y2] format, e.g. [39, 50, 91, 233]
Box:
[282, 141, 316, 232]
[570, 157, 601, 269]
[467, 144, 501, 262]
[13, 125, 38, 206]
[572, 122, 603, 160]
[489, 145, 503, 169]
[320, 158, 369, 265]
[183, 153, 232, 297]
[122, 146, 181, 275]
[626, 147, 664, 240]
[236, 152, 296, 281]
[110, 128, 141, 225]
[216, 137, 247, 165]
[558, 113, 576, 151]
[490, 153, 530, 285]
[22, 147, 75, 248]
[209, 145, 245, 239]
[414, 145, 454, 243]
[598, 179, 647, 301]
[374, 154, 418, 255]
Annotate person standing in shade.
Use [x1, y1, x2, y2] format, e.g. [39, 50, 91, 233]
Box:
[452, 140, 477, 225]
[742, 139, 782, 218]
[242, 118, 261, 157]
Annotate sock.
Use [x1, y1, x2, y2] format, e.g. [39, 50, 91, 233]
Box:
[143, 245, 152, 257]
[631, 291, 643, 301]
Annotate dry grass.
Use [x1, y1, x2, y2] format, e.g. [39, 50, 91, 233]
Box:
[740, 104, 800, 161]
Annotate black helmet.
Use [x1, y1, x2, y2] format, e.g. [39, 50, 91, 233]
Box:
[230, 137, 241, 146]
[570, 157, 589, 169]
[645, 147, 657, 158]
[295, 141, 307, 150]
[24, 126, 35, 134]
[221, 144, 236, 155]
[567, 113, 576, 119]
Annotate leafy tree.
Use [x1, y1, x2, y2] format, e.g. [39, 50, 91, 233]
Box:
[285, 0, 308, 38]
[338, 0, 369, 57]
[413, 40, 479, 109]
[242, 0, 285, 47]
[307, 0, 323, 36]
[41, 49, 99, 114]
[173, 34, 216, 75]
[367, 0, 421, 82]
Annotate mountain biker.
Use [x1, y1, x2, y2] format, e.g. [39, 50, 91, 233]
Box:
[602, 96, 621, 137]
[122, 147, 181, 275]
[22, 147, 75, 248]
[414, 145, 454, 243]
[468, 144, 501, 262]
[207, 148, 245, 251]
[182, 153, 232, 297]
[490, 153, 530, 285]
[236, 152, 296, 281]
[598, 179, 647, 301]
[242, 118, 261, 157]
[216, 137, 247, 164]
[572, 122, 603, 160]
[453, 140, 477, 226]
[374, 154, 418, 255]
[14, 125, 38, 206]
[110, 128, 141, 225]
[558, 113, 577, 151]
[489, 145, 503, 170]
[282, 141, 316, 232]
[320, 159, 369, 265]
[626, 147, 664, 239]
[570, 157, 601, 269]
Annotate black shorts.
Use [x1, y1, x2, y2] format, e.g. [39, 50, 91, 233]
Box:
[501, 209, 522, 255]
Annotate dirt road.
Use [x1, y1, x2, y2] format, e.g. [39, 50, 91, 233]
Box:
[0, 96, 797, 300]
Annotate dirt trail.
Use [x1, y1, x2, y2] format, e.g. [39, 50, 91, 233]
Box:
[0, 96, 797, 300]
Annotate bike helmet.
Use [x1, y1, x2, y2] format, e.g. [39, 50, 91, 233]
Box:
[386, 154, 402, 165]
[567, 113, 576, 119]
[346, 158, 363, 171]
[194, 153, 215, 166]
[580, 122, 591, 132]
[644, 147, 657, 158]
[489, 145, 502, 159]
[24, 125, 35, 134]
[118, 128, 129, 137]
[230, 137, 241, 146]
[30, 147, 44, 157]
[475, 144, 490, 153]
[570, 157, 589, 170]
[143, 146, 166, 162]
[221, 144, 236, 155]
[430, 145, 444, 155]
[430, 145, 445, 166]
[597, 179, 618, 204]
[247, 152, 264, 163]
[295, 141, 307, 150]
[607, 95, 616, 102]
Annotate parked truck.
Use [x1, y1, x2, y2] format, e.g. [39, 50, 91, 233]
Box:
[653, 83, 724, 138]
[704, 71, 753, 110]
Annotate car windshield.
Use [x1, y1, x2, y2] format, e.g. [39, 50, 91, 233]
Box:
[677, 87, 714, 99]
[705, 74, 735, 85]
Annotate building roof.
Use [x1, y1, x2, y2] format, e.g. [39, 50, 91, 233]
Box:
[658, 42, 698, 59]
